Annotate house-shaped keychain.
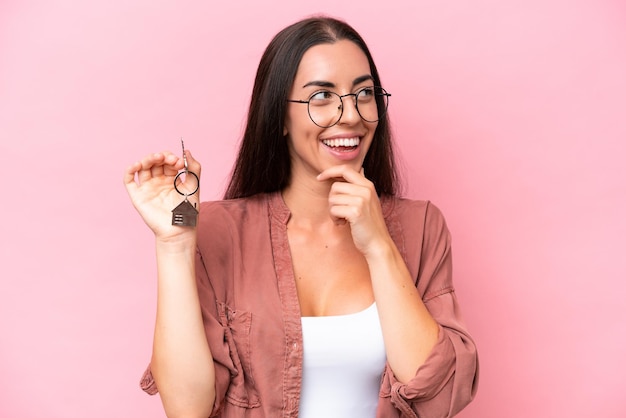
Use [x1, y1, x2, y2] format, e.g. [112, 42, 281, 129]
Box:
[171, 199, 198, 227]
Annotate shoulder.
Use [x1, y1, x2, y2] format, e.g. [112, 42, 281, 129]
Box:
[195, 194, 270, 241]
[198, 194, 268, 222]
[195, 194, 271, 255]
[383, 196, 449, 235]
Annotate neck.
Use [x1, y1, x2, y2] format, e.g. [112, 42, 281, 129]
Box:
[281, 176, 337, 228]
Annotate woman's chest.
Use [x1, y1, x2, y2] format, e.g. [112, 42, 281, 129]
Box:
[287, 229, 374, 317]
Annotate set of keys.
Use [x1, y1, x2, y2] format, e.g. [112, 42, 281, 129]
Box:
[171, 139, 199, 227]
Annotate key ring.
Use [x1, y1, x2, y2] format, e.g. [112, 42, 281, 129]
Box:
[173, 138, 200, 196]
[171, 138, 200, 227]
[174, 170, 199, 196]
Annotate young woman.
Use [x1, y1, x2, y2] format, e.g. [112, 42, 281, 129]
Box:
[124, 16, 478, 418]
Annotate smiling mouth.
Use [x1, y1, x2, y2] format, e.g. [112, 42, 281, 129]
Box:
[321, 137, 360, 150]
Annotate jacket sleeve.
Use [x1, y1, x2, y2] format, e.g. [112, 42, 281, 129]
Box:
[381, 201, 479, 418]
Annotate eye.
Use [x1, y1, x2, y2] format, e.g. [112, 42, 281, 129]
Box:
[309, 90, 336, 105]
[356, 87, 376, 102]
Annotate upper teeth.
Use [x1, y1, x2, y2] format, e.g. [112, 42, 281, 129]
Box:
[322, 137, 360, 147]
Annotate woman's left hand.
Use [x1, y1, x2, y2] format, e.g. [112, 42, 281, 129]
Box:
[317, 165, 392, 257]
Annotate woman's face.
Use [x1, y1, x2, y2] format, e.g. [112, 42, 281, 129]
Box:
[284, 40, 378, 182]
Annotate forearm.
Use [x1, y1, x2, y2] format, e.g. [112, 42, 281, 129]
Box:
[367, 240, 440, 384]
[152, 238, 215, 417]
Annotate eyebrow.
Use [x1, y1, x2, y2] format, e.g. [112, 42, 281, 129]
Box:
[302, 74, 374, 89]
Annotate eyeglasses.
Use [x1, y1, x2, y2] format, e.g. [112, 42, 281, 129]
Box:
[287, 86, 391, 128]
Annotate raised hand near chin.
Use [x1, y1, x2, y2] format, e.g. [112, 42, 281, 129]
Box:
[317, 165, 392, 257]
[123, 149, 201, 242]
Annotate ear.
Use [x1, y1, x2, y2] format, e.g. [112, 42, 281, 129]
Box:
[283, 126, 288, 136]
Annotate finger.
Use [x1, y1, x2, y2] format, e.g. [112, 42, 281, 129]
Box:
[151, 162, 165, 178]
[136, 153, 166, 184]
[327, 192, 366, 209]
[325, 202, 349, 225]
[138, 151, 184, 182]
[317, 165, 365, 184]
[162, 152, 184, 176]
[149, 152, 178, 178]
[328, 190, 367, 213]
[123, 161, 142, 189]
[328, 203, 365, 226]
[184, 149, 202, 176]
[328, 181, 370, 198]
[332, 217, 347, 226]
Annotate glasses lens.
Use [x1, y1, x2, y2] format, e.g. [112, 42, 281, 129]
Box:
[307, 91, 342, 128]
[305, 87, 390, 127]
[356, 86, 388, 122]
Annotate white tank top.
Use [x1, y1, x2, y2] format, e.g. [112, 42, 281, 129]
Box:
[298, 303, 387, 418]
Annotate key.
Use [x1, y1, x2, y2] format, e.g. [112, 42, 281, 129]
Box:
[171, 138, 200, 227]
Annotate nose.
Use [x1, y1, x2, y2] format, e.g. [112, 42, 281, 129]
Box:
[338, 94, 361, 125]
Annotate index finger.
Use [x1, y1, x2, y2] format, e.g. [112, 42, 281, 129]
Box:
[317, 165, 365, 183]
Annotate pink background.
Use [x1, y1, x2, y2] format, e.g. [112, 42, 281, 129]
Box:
[1, 1, 625, 417]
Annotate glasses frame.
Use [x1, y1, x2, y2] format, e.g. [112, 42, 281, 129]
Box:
[286, 86, 391, 128]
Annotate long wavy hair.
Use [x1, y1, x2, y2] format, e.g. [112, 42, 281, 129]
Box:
[224, 16, 399, 199]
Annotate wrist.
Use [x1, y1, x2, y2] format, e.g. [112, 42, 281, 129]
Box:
[362, 236, 396, 261]
[155, 232, 197, 255]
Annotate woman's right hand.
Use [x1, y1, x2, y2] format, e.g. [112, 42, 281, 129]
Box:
[123, 150, 201, 242]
